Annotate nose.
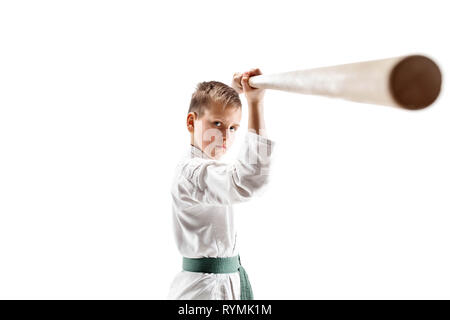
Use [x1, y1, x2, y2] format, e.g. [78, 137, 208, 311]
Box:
[220, 129, 227, 140]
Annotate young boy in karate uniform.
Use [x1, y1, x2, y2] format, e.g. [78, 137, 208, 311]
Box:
[168, 68, 276, 300]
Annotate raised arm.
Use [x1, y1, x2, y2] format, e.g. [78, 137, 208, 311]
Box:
[232, 68, 267, 137]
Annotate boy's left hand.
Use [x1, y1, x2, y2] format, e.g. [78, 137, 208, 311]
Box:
[231, 68, 265, 105]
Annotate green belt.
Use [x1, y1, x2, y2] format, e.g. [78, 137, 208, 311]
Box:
[182, 255, 253, 300]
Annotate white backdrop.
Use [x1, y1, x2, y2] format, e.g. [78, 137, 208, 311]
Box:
[0, 0, 448, 299]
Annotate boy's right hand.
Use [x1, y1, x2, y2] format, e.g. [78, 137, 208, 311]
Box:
[232, 68, 265, 105]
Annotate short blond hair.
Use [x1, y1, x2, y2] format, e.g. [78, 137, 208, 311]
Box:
[188, 81, 241, 118]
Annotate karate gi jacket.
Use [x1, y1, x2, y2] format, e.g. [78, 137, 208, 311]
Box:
[168, 131, 276, 299]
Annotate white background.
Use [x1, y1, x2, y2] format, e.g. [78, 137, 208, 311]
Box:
[0, 0, 448, 299]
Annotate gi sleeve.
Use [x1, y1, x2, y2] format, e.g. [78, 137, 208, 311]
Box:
[180, 131, 276, 206]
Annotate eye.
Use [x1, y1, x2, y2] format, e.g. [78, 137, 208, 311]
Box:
[214, 121, 222, 127]
[230, 126, 237, 132]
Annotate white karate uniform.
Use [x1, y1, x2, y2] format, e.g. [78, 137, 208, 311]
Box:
[167, 131, 276, 300]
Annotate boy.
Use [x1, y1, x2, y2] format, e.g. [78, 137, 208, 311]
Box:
[168, 68, 276, 300]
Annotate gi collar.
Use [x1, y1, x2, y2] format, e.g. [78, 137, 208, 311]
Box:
[189, 144, 211, 159]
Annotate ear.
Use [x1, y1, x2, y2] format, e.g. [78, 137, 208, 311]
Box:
[187, 112, 196, 133]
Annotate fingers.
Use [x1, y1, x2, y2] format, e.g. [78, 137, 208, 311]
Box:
[247, 68, 262, 76]
[232, 68, 262, 93]
[242, 68, 262, 77]
[241, 68, 262, 91]
[241, 72, 251, 92]
[232, 72, 243, 93]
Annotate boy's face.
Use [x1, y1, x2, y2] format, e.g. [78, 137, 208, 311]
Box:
[188, 102, 242, 160]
